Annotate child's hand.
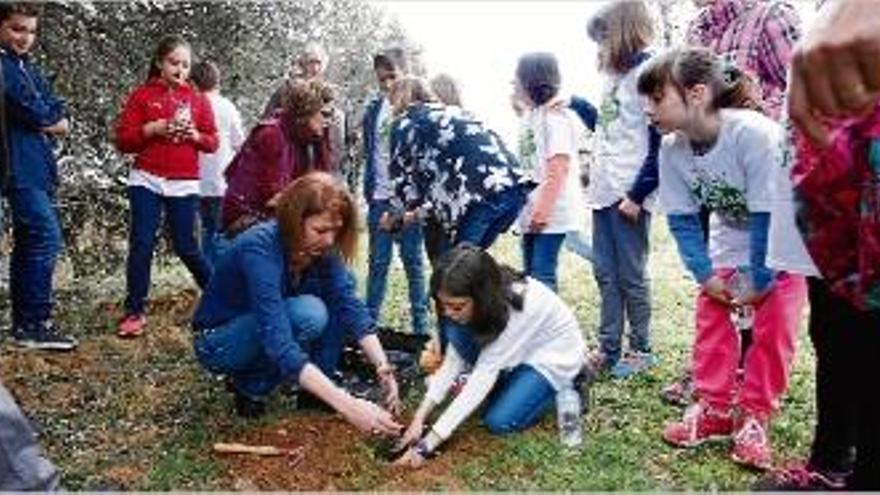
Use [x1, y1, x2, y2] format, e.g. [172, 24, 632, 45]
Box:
[394, 417, 425, 453]
[143, 119, 170, 138]
[732, 286, 772, 307]
[702, 275, 732, 305]
[393, 446, 427, 468]
[618, 197, 642, 222]
[419, 339, 442, 374]
[42, 118, 70, 136]
[528, 214, 548, 233]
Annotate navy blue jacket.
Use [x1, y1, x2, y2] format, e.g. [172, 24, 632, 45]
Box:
[361, 95, 383, 205]
[193, 221, 374, 380]
[0, 48, 65, 191]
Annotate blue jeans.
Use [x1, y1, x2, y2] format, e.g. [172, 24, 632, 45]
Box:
[366, 201, 428, 335]
[200, 196, 222, 269]
[592, 204, 652, 363]
[8, 188, 63, 325]
[194, 295, 329, 399]
[442, 322, 556, 434]
[521, 233, 566, 292]
[125, 186, 212, 315]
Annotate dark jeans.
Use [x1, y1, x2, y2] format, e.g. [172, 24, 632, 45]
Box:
[807, 278, 880, 488]
[125, 186, 212, 315]
[8, 188, 63, 326]
[427, 185, 528, 267]
[366, 200, 428, 335]
[521, 233, 566, 292]
[200, 196, 222, 269]
[444, 322, 556, 434]
[194, 295, 329, 399]
[592, 204, 652, 364]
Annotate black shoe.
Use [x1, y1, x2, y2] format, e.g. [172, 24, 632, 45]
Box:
[11, 321, 78, 352]
[233, 390, 267, 419]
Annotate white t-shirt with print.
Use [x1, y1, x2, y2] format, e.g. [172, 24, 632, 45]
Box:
[199, 92, 245, 197]
[517, 103, 586, 234]
[659, 109, 815, 274]
[424, 277, 587, 440]
[588, 63, 657, 211]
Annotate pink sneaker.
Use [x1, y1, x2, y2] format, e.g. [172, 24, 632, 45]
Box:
[731, 414, 772, 470]
[117, 314, 146, 338]
[663, 401, 734, 447]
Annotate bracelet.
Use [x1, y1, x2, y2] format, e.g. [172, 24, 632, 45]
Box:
[413, 438, 435, 459]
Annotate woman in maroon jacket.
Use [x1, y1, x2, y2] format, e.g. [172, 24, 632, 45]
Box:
[221, 78, 333, 236]
[114, 34, 219, 338]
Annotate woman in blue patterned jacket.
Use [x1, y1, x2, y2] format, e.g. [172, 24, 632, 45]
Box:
[384, 76, 533, 263]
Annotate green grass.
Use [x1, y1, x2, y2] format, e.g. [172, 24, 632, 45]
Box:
[351, 219, 817, 490]
[0, 217, 816, 490]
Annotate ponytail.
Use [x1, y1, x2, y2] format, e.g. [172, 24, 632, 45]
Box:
[713, 63, 762, 111]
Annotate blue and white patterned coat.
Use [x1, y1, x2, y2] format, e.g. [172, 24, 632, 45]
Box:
[389, 102, 529, 236]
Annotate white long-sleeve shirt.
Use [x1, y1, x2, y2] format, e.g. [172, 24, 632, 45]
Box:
[199, 91, 245, 197]
[426, 278, 586, 440]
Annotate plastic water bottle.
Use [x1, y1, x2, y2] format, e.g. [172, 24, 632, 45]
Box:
[728, 266, 754, 331]
[556, 386, 583, 448]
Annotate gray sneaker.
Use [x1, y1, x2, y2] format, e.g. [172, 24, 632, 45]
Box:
[11, 321, 78, 352]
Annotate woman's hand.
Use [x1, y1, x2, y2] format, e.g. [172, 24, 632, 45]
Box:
[618, 197, 642, 223]
[378, 365, 403, 415]
[340, 396, 402, 437]
[702, 275, 731, 305]
[393, 446, 427, 468]
[528, 215, 548, 233]
[42, 118, 70, 136]
[394, 416, 425, 453]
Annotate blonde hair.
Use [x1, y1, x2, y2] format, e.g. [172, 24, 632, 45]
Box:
[587, 0, 655, 74]
[388, 76, 438, 115]
[429, 73, 463, 107]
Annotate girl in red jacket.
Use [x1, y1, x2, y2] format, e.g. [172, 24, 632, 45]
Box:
[114, 34, 219, 338]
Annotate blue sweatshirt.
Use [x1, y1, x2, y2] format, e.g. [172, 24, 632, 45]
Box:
[192, 221, 374, 379]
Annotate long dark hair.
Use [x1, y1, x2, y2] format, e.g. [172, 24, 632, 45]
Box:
[515, 52, 560, 107]
[636, 48, 760, 111]
[430, 245, 526, 347]
[147, 34, 190, 81]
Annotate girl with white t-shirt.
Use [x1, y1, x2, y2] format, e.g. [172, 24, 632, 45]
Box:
[585, 0, 661, 379]
[637, 48, 813, 471]
[392, 245, 586, 466]
[514, 52, 586, 292]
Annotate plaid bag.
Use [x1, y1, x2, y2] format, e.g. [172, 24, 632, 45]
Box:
[791, 105, 880, 311]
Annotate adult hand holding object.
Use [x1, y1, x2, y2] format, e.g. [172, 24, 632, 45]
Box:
[788, 0, 880, 145]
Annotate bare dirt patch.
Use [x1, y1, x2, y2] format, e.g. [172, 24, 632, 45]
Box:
[215, 413, 501, 490]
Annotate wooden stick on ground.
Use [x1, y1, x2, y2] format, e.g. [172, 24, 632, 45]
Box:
[213, 442, 292, 457]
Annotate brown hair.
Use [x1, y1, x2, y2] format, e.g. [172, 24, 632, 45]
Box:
[275, 172, 358, 265]
[373, 47, 409, 73]
[190, 60, 220, 91]
[587, 0, 654, 75]
[388, 76, 438, 115]
[280, 78, 334, 127]
[430, 73, 463, 107]
[0, 3, 42, 22]
[636, 48, 761, 111]
[147, 34, 190, 80]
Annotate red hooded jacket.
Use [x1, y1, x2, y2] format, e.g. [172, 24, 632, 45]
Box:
[114, 77, 218, 179]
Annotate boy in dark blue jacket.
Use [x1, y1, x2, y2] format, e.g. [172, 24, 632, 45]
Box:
[1, 3, 76, 350]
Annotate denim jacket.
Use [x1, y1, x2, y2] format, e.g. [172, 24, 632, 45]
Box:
[0, 48, 65, 191]
[193, 221, 374, 379]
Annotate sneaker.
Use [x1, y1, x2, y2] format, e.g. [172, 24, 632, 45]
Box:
[11, 321, 78, 351]
[662, 401, 734, 447]
[661, 371, 695, 407]
[233, 390, 267, 419]
[610, 351, 658, 379]
[731, 414, 772, 470]
[116, 314, 146, 338]
[753, 463, 850, 491]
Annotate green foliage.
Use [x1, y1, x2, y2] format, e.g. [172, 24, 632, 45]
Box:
[30, 1, 416, 279]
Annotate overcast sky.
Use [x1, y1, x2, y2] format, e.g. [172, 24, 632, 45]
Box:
[370, 1, 817, 144]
